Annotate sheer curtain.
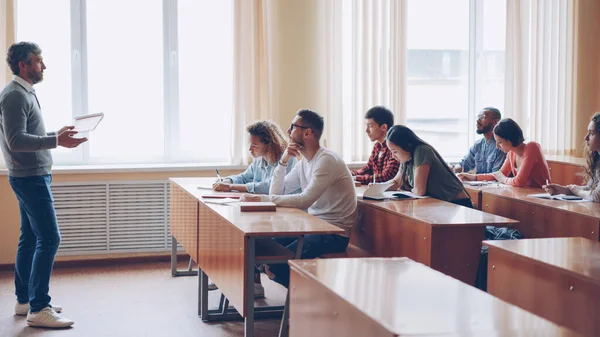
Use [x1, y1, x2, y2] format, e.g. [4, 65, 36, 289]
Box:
[1, 0, 15, 169]
[504, 0, 578, 156]
[322, 0, 407, 162]
[231, 0, 280, 165]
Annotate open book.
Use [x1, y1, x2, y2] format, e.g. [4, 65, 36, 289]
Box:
[383, 191, 428, 200]
[463, 181, 496, 186]
[527, 193, 585, 202]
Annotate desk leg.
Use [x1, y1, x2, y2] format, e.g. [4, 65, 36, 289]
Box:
[199, 268, 209, 320]
[244, 237, 256, 337]
[171, 236, 198, 277]
[278, 291, 290, 337]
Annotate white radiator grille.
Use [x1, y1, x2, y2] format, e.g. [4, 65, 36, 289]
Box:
[52, 181, 176, 255]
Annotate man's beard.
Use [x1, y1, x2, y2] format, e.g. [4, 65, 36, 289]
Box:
[476, 124, 492, 135]
[28, 70, 43, 84]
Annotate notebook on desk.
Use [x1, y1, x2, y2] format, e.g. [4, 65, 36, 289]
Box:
[527, 193, 585, 202]
[202, 194, 241, 199]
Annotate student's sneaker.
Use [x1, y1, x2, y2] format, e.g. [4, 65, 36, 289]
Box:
[15, 302, 62, 316]
[254, 283, 265, 299]
[26, 307, 74, 328]
[207, 282, 218, 291]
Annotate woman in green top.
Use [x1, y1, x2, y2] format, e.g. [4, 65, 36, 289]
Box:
[386, 125, 473, 207]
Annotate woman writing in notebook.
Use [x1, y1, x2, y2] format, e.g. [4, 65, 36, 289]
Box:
[386, 125, 473, 207]
[459, 118, 551, 188]
[213, 121, 297, 194]
[544, 113, 600, 202]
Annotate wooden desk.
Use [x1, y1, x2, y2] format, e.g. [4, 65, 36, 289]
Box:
[477, 185, 600, 240]
[486, 238, 600, 337]
[289, 258, 581, 337]
[546, 156, 586, 186]
[170, 177, 345, 337]
[353, 187, 518, 285]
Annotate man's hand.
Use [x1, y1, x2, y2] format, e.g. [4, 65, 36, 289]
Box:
[212, 182, 232, 192]
[452, 164, 463, 173]
[281, 143, 303, 163]
[240, 194, 261, 202]
[57, 130, 87, 148]
[58, 125, 75, 135]
[457, 173, 476, 181]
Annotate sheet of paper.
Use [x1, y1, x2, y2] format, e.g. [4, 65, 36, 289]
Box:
[363, 181, 395, 199]
[527, 193, 588, 202]
[202, 198, 239, 205]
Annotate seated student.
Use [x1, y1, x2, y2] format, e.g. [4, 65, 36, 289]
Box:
[459, 118, 551, 188]
[351, 106, 400, 184]
[213, 121, 296, 194]
[545, 112, 600, 201]
[211, 121, 295, 298]
[452, 107, 506, 174]
[241, 109, 357, 287]
[386, 125, 473, 207]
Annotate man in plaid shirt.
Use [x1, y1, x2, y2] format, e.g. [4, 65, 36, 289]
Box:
[352, 106, 400, 184]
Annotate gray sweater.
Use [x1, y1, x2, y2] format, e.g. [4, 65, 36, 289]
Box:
[0, 80, 57, 177]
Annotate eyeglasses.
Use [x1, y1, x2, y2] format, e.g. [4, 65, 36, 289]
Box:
[290, 123, 310, 131]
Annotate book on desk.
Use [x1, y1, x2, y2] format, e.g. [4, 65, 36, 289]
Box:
[239, 202, 277, 212]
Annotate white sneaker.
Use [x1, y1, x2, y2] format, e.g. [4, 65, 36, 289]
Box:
[207, 282, 218, 291]
[15, 302, 62, 316]
[26, 307, 73, 328]
[254, 283, 265, 299]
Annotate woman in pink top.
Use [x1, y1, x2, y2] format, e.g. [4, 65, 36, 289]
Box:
[459, 118, 551, 187]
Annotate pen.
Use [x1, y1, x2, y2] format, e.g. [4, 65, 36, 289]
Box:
[373, 174, 377, 184]
[546, 179, 549, 186]
[216, 169, 222, 182]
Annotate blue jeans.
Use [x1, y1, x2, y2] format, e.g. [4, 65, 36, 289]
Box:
[9, 175, 60, 313]
[266, 234, 349, 288]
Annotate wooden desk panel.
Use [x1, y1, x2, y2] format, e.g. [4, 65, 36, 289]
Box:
[198, 200, 246, 316]
[547, 157, 586, 186]
[487, 238, 600, 337]
[464, 185, 483, 210]
[170, 183, 199, 263]
[289, 258, 580, 336]
[481, 187, 600, 240]
[354, 198, 516, 285]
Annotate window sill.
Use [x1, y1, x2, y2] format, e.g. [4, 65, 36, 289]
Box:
[0, 161, 369, 176]
[0, 160, 370, 176]
[0, 163, 250, 175]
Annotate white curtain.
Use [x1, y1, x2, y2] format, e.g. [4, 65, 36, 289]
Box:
[231, 0, 280, 165]
[504, 0, 578, 156]
[322, 0, 407, 162]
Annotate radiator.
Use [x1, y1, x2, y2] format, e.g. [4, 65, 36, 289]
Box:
[51, 180, 177, 256]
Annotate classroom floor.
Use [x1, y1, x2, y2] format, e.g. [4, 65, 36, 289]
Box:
[0, 260, 285, 337]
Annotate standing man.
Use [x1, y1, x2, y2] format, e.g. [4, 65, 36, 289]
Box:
[452, 107, 506, 174]
[351, 106, 400, 184]
[0, 42, 87, 328]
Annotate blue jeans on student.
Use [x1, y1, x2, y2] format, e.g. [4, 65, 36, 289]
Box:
[266, 234, 350, 288]
[9, 174, 60, 313]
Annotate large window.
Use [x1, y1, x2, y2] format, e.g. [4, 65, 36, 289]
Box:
[406, 0, 506, 159]
[15, 0, 233, 165]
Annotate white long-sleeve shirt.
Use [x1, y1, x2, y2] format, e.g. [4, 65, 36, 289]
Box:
[263, 147, 357, 236]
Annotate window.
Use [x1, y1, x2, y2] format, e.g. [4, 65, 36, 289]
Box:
[15, 0, 234, 165]
[406, 0, 506, 160]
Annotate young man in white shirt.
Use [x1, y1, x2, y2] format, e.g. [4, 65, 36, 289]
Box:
[241, 109, 357, 287]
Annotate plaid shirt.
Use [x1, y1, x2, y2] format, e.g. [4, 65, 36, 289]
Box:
[352, 141, 400, 184]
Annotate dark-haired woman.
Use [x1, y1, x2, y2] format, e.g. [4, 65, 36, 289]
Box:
[545, 112, 600, 201]
[459, 118, 550, 187]
[386, 125, 473, 208]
